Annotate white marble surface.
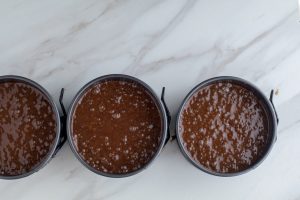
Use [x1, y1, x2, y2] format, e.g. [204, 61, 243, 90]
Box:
[1, 0, 300, 199]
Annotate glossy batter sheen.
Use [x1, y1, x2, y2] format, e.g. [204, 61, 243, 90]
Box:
[179, 82, 269, 173]
[72, 80, 162, 174]
[0, 81, 57, 176]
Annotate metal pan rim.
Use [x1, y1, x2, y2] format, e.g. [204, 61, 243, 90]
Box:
[67, 74, 168, 178]
[175, 76, 277, 177]
[0, 75, 61, 180]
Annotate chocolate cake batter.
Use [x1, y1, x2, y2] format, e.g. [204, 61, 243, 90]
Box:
[179, 81, 269, 173]
[72, 80, 162, 174]
[0, 81, 57, 176]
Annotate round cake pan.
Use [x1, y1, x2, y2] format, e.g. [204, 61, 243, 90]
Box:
[175, 76, 278, 177]
[0, 75, 67, 180]
[67, 74, 170, 178]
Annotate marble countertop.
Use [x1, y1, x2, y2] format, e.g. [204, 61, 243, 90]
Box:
[1, 0, 300, 199]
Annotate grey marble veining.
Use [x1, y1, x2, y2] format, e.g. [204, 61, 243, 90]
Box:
[1, 0, 300, 199]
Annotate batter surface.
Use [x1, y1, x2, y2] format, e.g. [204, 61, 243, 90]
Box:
[0, 81, 57, 176]
[179, 81, 269, 173]
[72, 79, 163, 174]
